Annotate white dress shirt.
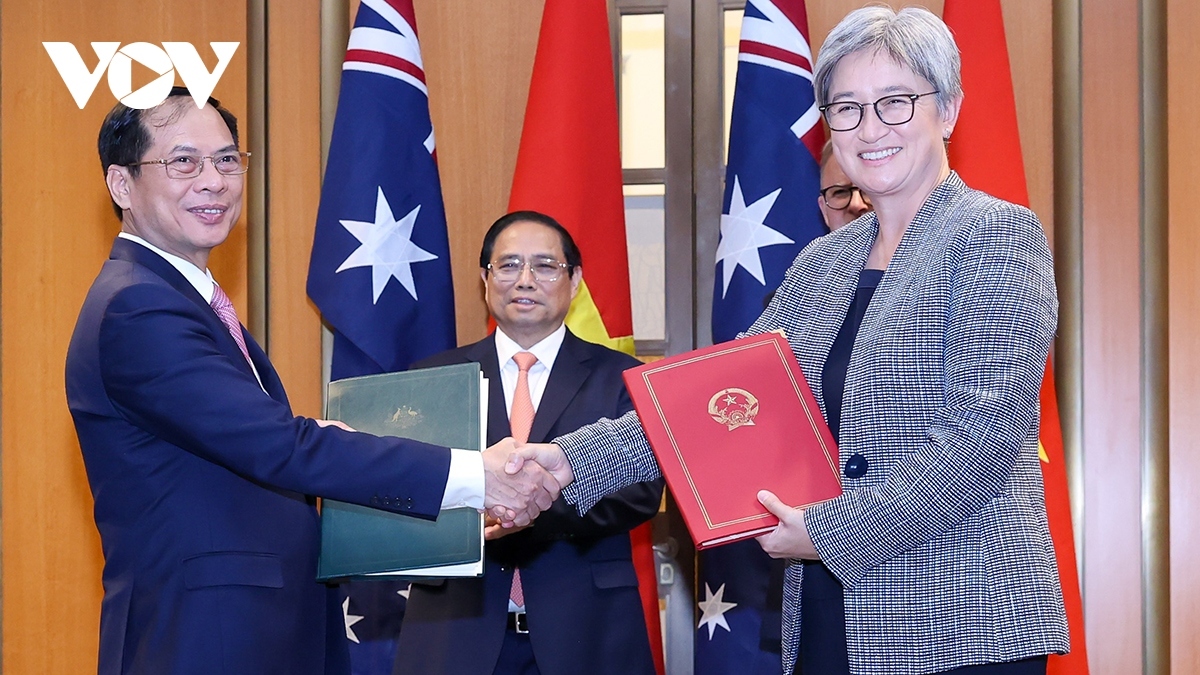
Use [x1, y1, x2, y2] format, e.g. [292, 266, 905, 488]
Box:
[494, 324, 566, 416]
[494, 323, 566, 612]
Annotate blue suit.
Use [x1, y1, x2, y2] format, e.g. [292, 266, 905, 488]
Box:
[66, 238, 452, 675]
[395, 330, 663, 675]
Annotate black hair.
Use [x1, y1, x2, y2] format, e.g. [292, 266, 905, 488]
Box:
[97, 85, 239, 219]
[479, 210, 582, 275]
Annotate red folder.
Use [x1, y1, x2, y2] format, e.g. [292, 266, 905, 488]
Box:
[623, 332, 841, 549]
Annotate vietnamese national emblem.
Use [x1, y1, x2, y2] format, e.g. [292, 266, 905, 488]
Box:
[708, 388, 759, 431]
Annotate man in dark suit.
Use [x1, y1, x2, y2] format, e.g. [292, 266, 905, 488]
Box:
[395, 211, 663, 675]
[65, 89, 556, 675]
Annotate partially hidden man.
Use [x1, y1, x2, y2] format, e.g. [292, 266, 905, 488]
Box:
[395, 211, 664, 675]
[64, 88, 558, 675]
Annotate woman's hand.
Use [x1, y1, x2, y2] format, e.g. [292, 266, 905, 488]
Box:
[754, 490, 820, 560]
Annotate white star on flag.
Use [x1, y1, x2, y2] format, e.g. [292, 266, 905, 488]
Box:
[715, 176, 794, 298]
[697, 582, 738, 639]
[342, 596, 364, 643]
[336, 186, 438, 304]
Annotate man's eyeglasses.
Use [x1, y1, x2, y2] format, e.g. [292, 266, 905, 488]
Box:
[128, 152, 251, 179]
[820, 184, 872, 211]
[819, 91, 939, 132]
[486, 257, 572, 283]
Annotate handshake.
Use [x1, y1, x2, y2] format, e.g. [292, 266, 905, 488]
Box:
[480, 438, 577, 527]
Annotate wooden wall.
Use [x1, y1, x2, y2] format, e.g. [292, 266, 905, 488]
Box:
[1, 1, 1197, 673]
[1168, 0, 1200, 670]
[1080, 0, 1144, 671]
[0, 2, 249, 673]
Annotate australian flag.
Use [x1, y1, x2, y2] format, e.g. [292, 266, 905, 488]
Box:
[307, 0, 455, 381]
[702, 1, 824, 673]
[306, 0, 456, 673]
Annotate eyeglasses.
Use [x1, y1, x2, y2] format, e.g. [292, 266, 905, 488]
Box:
[128, 151, 251, 179]
[486, 257, 572, 283]
[819, 91, 939, 132]
[820, 184, 872, 210]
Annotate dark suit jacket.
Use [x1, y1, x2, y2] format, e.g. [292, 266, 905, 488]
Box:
[65, 238, 452, 675]
[394, 330, 663, 675]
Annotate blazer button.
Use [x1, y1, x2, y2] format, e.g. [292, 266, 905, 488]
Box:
[844, 453, 868, 479]
[370, 496, 381, 506]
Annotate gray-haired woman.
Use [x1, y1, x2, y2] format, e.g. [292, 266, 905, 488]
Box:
[505, 6, 1069, 674]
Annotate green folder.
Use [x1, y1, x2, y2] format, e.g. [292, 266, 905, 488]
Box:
[317, 363, 487, 581]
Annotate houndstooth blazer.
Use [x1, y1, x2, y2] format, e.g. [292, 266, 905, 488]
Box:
[555, 173, 1070, 675]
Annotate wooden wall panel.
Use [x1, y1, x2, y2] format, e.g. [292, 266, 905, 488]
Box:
[1080, 0, 1143, 671]
[266, 0, 323, 418]
[414, 0, 546, 345]
[0, 3, 247, 672]
[1168, 0, 1200, 670]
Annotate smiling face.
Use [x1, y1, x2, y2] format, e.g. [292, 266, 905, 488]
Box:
[482, 219, 581, 349]
[105, 100, 243, 269]
[826, 49, 961, 212]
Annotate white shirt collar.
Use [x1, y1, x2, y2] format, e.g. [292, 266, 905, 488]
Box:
[118, 232, 217, 302]
[494, 324, 566, 372]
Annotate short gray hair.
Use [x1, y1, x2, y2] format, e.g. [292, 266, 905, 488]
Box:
[813, 6, 962, 116]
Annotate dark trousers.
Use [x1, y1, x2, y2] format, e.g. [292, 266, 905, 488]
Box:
[494, 627, 542, 675]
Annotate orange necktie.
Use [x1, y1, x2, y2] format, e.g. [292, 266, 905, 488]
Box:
[508, 351, 538, 607]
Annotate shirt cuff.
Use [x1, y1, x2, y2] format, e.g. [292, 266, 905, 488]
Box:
[440, 448, 485, 510]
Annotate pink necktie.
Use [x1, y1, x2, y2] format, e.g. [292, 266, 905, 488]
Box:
[210, 284, 253, 367]
[508, 351, 538, 607]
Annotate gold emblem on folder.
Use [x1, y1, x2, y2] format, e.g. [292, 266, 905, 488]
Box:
[707, 388, 759, 431]
[389, 405, 423, 429]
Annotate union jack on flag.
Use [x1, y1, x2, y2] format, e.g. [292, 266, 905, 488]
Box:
[306, 1, 456, 673]
[702, 1, 825, 673]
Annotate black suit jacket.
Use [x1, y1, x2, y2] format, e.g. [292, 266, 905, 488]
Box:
[395, 330, 663, 675]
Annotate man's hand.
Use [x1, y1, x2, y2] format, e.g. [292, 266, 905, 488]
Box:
[754, 490, 819, 560]
[505, 442, 574, 489]
[481, 438, 560, 527]
[316, 419, 355, 432]
[484, 515, 531, 541]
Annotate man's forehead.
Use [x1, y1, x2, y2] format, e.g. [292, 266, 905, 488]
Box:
[495, 222, 564, 254]
[822, 159, 852, 186]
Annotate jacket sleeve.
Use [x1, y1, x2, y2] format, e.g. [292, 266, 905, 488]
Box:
[529, 374, 663, 540]
[97, 281, 451, 519]
[556, 411, 662, 515]
[804, 203, 1058, 588]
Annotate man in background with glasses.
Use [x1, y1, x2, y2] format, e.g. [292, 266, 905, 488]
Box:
[818, 139, 874, 231]
[397, 211, 663, 675]
[65, 89, 559, 675]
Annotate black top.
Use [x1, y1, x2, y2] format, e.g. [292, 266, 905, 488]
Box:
[796, 267, 883, 675]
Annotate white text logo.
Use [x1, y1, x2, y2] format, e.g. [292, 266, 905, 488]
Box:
[42, 42, 239, 110]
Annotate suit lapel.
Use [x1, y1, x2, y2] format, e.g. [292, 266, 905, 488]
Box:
[785, 220, 875, 414]
[244, 333, 288, 404]
[110, 238, 260, 383]
[468, 336, 511, 446]
[528, 331, 590, 443]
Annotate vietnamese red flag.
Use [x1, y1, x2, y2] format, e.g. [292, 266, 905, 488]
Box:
[508, 0, 662, 672]
[943, 1, 1090, 673]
